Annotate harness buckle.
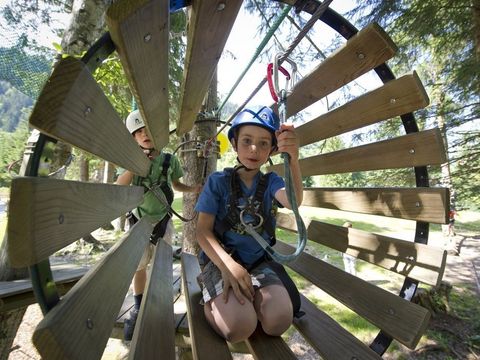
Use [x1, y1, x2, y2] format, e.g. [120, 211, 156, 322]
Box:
[239, 209, 264, 230]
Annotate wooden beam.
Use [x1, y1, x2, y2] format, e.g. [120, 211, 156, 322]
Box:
[129, 240, 175, 359]
[176, 0, 243, 135]
[285, 23, 397, 118]
[245, 326, 297, 360]
[32, 218, 153, 360]
[268, 128, 447, 176]
[7, 177, 143, 267]
[301, 187, 449, 224]
[29, 56, 150, 176]
[181, 253, 232, 360]
[106, 0, 170, 150]
[276, 242, 430, 349]
[296, 72, 429, 146]
[276, 214, 447, 287]
[294, 295, 382, 360]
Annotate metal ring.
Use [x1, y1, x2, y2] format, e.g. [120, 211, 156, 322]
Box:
[239, 209, 264, 230]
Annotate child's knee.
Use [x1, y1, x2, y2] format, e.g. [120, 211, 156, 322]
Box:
[219, 310, 258, 343]
[259, 309, 292, 336]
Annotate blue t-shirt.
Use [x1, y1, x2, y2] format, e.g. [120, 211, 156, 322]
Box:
[195, 169, 285, 267]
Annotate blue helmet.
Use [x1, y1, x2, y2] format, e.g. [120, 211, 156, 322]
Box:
[227, 106, 280, 144]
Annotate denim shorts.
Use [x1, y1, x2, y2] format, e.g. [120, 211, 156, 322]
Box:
[197, 260, 283, 304]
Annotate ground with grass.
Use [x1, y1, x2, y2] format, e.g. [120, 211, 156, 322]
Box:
[2, 198, 479, 359]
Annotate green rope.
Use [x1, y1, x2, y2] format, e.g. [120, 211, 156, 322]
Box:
[216, 5, 292, 115]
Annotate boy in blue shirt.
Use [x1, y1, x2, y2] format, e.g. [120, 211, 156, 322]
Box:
[195, 106, 303, 343]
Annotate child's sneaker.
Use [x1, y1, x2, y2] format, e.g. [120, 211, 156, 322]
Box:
[123, 308, 139, 341]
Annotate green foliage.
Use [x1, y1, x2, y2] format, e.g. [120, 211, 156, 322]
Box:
[0, 80, 33, 132]
[0, 119, 30, 186]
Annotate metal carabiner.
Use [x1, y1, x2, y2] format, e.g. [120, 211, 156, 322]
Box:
[239, 209, 264, 230]
[273, 53, 297, 97]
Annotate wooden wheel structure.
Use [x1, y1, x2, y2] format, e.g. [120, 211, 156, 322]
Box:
[6, 0, 448, 359]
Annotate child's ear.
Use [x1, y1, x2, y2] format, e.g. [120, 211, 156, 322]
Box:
[231, 139, 237, 151]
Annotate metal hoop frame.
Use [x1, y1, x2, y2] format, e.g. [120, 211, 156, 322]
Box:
[26, 1, 429, 355]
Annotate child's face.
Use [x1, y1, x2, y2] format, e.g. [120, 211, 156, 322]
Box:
[235, 125, 274, 169]
[133, 127, 153, 149]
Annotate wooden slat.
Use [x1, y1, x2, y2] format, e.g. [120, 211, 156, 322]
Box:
[29, 56, 150, 176]
[269, 128, 447, 176]
[0, 265, 88, 313]
[294, 295, 382, 360]
[296, 72, 429, 146]
[276, 241, 430, 349]
[176, 0, 243, 135]
[285, 23, 397, 118]
[129, 240, 175, 359]
[301, 187, 449, 224]
[277, 213, 447, 287]
[32, 218, 153, 360]
[245, 326, 297, 360]
[106, 0, 170, 150]
[181, 253, 232, 360]
[7, 177, 143, 267]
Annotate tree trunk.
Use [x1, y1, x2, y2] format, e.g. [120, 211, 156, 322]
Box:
[182, 71, 218, 255]
[0, 1, 112, 357]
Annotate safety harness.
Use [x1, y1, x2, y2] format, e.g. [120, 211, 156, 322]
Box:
[128, 153, 174, 245]
[213, 166, 304, 318]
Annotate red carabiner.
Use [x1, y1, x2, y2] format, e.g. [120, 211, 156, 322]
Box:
[267, 63, 290, 102]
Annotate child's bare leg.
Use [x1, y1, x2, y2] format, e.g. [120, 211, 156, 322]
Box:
[204, 289, 258, 343]
[133, 269, 147, 294]
[254, 285, 293, 336]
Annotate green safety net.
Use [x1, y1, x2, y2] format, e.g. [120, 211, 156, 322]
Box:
[0, 25, 56, 100]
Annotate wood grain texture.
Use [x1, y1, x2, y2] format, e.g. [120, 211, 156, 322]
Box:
[29, 56, 150, 176]
[301, 187, 449, 224]
[296, 72, 429, 146]
[106, 0, 170, 150]
[176, 0, 243, 135]
[276, 242, 430, 348]
[269, 128, 447, 176]
[293, 295, 382, 360]
[285, 23, 397, 118]
[32, 218, 153, 360]
[245, 326, 297, 360]
[7, 177, 143, 267]
[181, 253, 232, 360]
[129, 240, 175, 360]
[277, 213, 447, 287]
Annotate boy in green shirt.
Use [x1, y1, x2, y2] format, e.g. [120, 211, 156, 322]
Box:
[117, 110, 202, 340]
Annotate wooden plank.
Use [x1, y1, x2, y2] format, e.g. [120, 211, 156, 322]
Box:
[181, 253, 232, 360]
[7, 177, 144, 267]
[293, 295, 382, 360]
[176, 0, 243, 135]
[106, 0, 170, 150]
[276, 213, 447, 287]
[285, 23, 397, 118]
[268, 128, 447, 176]
[32, 218, 153, 360]
[275, 241, 430, 349]
[245, 326, 297, 360]
[29, 56, 150, 176]
[0, 265, 88, 313]
[301, 187, 449, 224]
[129, 240, 175, 359]
[296, 72, 429, 146]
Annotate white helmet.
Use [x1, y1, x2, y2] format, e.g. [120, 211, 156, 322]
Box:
[125, 110, 145, 134]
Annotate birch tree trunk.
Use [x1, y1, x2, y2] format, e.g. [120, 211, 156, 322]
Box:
[0, 1, 111, 358]
[182, 71, 218, 254]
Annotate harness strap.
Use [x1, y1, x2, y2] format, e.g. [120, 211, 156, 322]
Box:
[215, 167, 275, 240]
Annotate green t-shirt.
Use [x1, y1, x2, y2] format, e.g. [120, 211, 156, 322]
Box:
[129, 152, 184, 222]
